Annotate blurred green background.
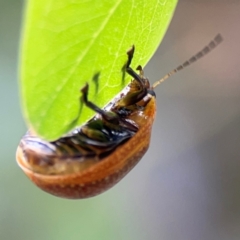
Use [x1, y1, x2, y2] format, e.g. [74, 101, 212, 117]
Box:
[1, 1, 240, 240]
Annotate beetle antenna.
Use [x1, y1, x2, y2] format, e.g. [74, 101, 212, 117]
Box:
[152, 34, 223, 89]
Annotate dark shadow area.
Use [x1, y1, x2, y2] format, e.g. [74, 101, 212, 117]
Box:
[121, 63, 127, 86]
[68, 72, 102, 130]
[91, 71, 100, 95]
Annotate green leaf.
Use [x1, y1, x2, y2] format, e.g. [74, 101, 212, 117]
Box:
[20, 0, 178, 141]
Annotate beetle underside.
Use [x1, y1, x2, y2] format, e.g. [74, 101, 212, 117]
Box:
[17, 46, 155, 176]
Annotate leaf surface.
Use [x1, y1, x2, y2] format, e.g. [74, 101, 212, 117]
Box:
[21, 0, 178, 140]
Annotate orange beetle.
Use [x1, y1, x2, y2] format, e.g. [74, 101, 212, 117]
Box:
[16, 34, 222, 199]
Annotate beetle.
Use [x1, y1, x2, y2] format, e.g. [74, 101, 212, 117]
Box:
[16, 34, 223, 199]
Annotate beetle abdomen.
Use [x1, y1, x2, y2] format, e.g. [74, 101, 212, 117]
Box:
[16, 96, 156, 199]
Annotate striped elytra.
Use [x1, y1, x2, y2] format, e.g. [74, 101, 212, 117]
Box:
[16, 35, 223, 199]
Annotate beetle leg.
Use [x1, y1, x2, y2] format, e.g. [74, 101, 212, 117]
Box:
[81, 83, 104, 115]
[136, 65, 144, 79]
[116, 47, 148, 107]
[126, 46, 145, 88]
[81, 83, 138, 132]
[126, 45, 134, 68]
[81, 83, 120, 123]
